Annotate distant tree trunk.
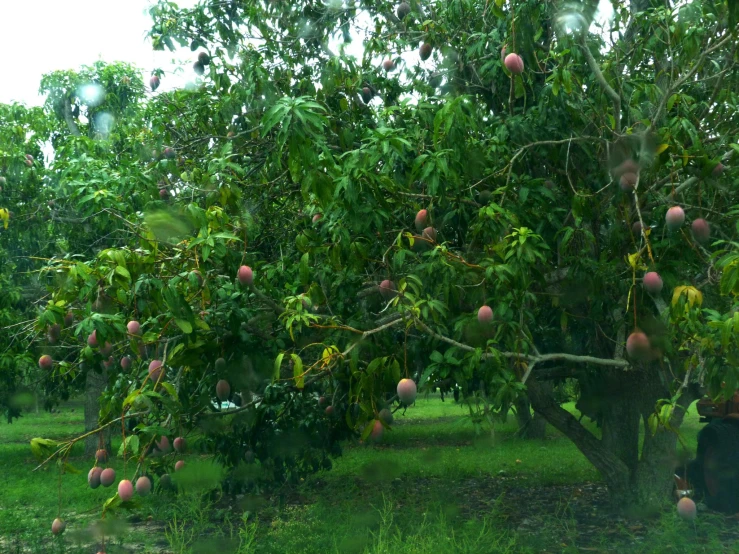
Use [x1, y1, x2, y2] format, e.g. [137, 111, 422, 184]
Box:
[514, 395, 547, 439]
[526, 365, 701, 514]
[84, 367, 111, 457]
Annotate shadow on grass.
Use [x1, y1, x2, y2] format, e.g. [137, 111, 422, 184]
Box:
[0, 395, 728, 554]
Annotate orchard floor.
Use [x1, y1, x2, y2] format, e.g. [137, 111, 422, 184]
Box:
[1, 395, 738, 553]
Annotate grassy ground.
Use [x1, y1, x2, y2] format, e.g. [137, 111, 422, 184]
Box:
[0, 394, 736, 553]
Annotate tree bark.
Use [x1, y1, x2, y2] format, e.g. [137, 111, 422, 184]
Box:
[527, 365, 702, 513]
[527, 377, 631, 495]
[62, 94, 81, 137]
[514, 395, 547, 439]
[84, 367, 111, 457]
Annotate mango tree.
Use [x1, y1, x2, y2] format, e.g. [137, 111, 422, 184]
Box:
[21, 0, 739, 525]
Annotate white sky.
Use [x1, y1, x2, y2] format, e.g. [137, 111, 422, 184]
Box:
[0, 0, 614, 107]
[0, 0, 200, 106]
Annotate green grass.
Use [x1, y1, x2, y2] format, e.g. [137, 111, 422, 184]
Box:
[0, 394, 732, 553]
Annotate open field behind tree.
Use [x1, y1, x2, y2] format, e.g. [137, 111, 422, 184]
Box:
[2, 394, 737, 554]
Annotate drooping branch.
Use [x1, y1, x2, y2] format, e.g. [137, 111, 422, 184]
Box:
[32, 410, 150, 472]
[580, 35, 622, 133]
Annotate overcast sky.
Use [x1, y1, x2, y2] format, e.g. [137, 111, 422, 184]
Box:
[0, 0, 200, 106]
[0, 1, 613, 108]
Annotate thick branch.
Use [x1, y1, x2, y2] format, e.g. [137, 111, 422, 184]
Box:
[526, 379, 630, 490]
[672, 176, 699, 196]
[534, 365, 583, 380]
[62, 95, 81, 137]
[580, 35, 621, 133]
[414, 319, 630, 368]
[341, 316, 406, 358]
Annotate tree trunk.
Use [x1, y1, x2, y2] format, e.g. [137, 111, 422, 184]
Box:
[526, 366, 701, 514]
[514, 395, 547, 439]
[84, 367, 111, 457]
[599, 374, 640, 475]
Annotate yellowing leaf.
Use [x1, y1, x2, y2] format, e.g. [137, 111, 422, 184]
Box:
[321, 346, 339, 367]
[672, 285, 703, 307]
[626, 252, 646, 270]
[0, 208, 9, 229]
[655, 143, 669, 155]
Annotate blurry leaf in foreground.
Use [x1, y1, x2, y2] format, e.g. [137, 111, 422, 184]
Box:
[144, 208, 192, 244]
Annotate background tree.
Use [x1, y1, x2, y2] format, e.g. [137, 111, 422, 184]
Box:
[0, 102, 54, 422]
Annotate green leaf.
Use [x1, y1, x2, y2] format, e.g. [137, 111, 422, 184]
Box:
[122, 390, 140, 409]
[63, 462, 81, 474]
[273, 352, 285, 381]
[30, 438, 60, 461]
[366, 357, 385, 375]
[210, 232, 242, 241]
[561, 69, 572, 94]
[174, 319, 193, 334]
[118, 435, 140, 456]
[291, 353, 304, 389]
[360, 421, 375, 441]
[429, 350, 444, 363]
[102, 493, 122, 513]
[115, 266, 131, 281]
[195, 318, 210, 331]
[299, 252, 310, 286]
[646, 412, 659, 436]
[159, 381, 177, 399]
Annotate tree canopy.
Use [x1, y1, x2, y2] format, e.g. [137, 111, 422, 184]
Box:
[1, 0, 739, 515]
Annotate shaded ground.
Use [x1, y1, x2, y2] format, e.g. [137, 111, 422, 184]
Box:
[2, 396, 733, 553]
[239, 470, 739, 553]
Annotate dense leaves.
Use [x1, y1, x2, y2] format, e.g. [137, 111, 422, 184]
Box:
[1, 0, 739, 512]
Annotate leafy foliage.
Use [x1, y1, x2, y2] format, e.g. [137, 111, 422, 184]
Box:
[1, 0, 739, 514]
